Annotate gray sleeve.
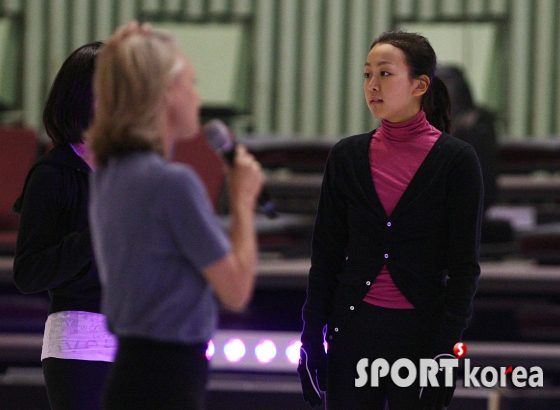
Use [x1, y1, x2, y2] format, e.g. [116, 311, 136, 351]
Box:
[164, 165, 231, 271]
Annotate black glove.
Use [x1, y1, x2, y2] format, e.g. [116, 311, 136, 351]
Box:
[418, 353, 457, 410]
[297, 345, 327, 408]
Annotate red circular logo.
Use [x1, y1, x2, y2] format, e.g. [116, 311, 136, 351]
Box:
[453, 342, 467, 359]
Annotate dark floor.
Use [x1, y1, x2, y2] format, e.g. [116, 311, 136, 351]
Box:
[3, 375, 560, 410]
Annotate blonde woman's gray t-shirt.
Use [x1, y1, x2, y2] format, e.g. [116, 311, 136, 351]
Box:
[89, 151, 230, 344]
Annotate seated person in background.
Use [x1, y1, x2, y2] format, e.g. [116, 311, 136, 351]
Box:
[438, 65, 513, 245]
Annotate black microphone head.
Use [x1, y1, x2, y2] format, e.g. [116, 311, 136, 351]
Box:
[203, 119, 234, 152]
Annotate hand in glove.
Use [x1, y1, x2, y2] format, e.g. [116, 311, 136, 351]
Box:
[297, 345, 327, 408]
[418, 353, 458, 410]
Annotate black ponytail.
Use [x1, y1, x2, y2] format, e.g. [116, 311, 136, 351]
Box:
[423, 75, 451, 133]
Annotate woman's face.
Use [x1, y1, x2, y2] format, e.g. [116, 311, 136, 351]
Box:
[363, 43, 427, 123]
[165, 53, 201, 141]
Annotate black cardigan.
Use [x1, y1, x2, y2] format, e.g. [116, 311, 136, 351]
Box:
[12, 144, 101, 314]
[301, 131, 483, 353]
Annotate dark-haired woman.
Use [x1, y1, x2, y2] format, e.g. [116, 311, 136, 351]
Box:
[298, 30, 484, 410]
[12, 41, 116, 410]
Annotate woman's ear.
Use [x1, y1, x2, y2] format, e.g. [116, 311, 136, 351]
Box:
[412, 74, 430, 97]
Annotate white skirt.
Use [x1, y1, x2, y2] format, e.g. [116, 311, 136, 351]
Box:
[41, 310, 118, 362]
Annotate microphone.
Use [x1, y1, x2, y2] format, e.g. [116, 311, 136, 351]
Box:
[203, 119, 277, 219]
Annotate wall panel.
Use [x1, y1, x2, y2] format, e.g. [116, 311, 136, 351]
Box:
[346, 0, 370, 136]
[507, 0, 531, 140]
[46, 0, 68, 86]
[232, 0, 252, 17]
[275, 0, 298, 134]
[70, 0, 91, 51]
[117, 0, 137, 25]
[322, 0, 345, 137]
[532, 0, 555, 137]
[252, 0, 274, 134]
[299, 0, 321, 138]
[94, 0, 114, 42]
[22, 0, 45, 128]
[184, 0, 205, 19]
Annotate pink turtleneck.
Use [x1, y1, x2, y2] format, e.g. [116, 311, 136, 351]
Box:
[363, 110, 441, 309]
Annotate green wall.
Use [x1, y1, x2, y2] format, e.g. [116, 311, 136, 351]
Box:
[1, 0, 559, 140]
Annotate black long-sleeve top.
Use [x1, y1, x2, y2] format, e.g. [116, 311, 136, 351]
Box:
[301, 131, 484, 352]
[12, 144, 101, 314]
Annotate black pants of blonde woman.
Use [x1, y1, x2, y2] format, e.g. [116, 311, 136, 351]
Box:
[102, 337, 208, 410]
[42, 357, 112, 410]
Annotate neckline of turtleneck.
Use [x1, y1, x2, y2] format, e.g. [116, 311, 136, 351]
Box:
[380, 110, 432, 142]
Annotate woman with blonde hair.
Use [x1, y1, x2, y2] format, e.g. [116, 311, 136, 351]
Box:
[88, 22, 264, 410]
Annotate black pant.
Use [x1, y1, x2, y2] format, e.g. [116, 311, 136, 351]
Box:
[326, 303, 438, 410]
[42, 357, 112, 410]
[102, 337, 208, 410]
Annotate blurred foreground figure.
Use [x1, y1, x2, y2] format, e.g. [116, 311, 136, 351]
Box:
[87, 21, 264, 410]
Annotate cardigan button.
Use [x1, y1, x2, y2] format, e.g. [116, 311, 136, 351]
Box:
[366, 281, 371, 286]
[334, 327, 339, 332]
[384, 254, 389, 259]
[328, 335, 333, 340]
[387, 222, 391, 227]
[350, 306, 354, 310]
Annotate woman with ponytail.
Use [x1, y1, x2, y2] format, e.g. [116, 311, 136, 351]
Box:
[298, 30, 483, 410]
